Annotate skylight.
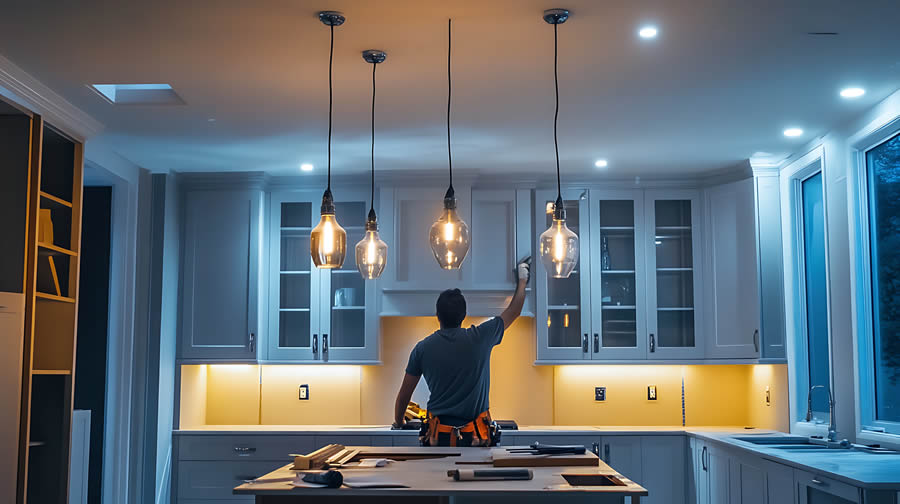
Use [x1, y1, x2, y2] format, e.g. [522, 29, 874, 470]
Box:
[90, 84, 184, 105]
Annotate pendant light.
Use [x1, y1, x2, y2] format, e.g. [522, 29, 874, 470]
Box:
[311, 11, 348, 269]
[538, 8, 579, 278]
[429, 19, 470, 270]
[355, 50, 389, 279]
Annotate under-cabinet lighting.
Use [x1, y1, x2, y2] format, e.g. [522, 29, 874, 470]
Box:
[300, 163, 314, 172]
[594, 159, 609, 168]
[839, 87, 865, 99]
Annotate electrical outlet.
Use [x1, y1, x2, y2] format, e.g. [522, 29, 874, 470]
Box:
[299, 384, 309, 400]
[595, 387, 606, 401]
[765, 386, 771, 406]
[647, 385, 657, 401]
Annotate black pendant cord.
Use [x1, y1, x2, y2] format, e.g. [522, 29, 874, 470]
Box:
[553, 22, 561, 203]
[446, 18, 453, 193]
[327, 23, 334, 192]
[370, 61, 377, 215]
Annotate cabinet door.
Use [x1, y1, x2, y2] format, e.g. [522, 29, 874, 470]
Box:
[707, 444, 731, 504]
[755, 174, 787, 360]
[180, 190, 260, 360]
[730, 451, 765, 504]
[589, 190, 647, 359]
[267, 192, 320, 361]
[603, 436, 643, 486]
[764, 460, 797, 504]
[645, 191, 704, 359]
[535, 189, 592, 361]
[706, 179, 760, 359]
[642, 436, 686, 504]
[692, 439, 710, 504]
[321, 193, 378, 362]
[470, 189, 518, 290]
[379, 185, 471, 290]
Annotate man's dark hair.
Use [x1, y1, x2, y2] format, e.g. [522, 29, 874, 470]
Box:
[436, 288, 466, 328]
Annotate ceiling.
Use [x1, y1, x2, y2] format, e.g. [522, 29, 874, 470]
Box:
[1, 0, 900, 179]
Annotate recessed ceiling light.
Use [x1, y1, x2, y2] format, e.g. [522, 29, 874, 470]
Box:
[638, 26, 658, 39]
[89, 83, 184, 105]
[783, 128, 804, 137]
[594, 159, 609, 168]
[840, 87, 865, 99]
[300, 163, 314, 172]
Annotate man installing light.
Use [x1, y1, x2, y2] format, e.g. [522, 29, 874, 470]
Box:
[391, 257, 531, 446]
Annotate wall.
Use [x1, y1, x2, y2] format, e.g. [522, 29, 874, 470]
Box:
[180, 318, 789, 431]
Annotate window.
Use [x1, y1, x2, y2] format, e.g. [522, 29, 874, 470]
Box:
[801, 171, 832, 415]
[865, 132, 900, 424]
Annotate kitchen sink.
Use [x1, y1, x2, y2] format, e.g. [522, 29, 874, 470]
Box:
[732, 436, 815, 445]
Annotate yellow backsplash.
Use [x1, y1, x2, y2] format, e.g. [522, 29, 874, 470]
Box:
[179, 317, 788, 431]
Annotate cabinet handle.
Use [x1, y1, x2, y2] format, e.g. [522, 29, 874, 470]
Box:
[701, 446, 708, 471]
[604, 443, 610, 463]
[753, 329, 759, 353]
[582, 334, 589, 353]
[233, 446, 256, 456]
[592, 442, 600, 456]
[649, 333, 656, 353]
[312, 334, 318, 358]
[248, 332, 255, 353]
[323, 334, 329, 356]
[593, 333, 599, 353]
[810, 478, 824, 485]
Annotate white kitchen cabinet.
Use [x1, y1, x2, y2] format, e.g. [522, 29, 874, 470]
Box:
[641, 436, 686, 504]
[180, 189, 263, 360]
[588, 190, 648, 359]
[705, 178, 761, 359]
[602, 436, 643, 484]
[691, 439, 731, 504]
[645, 190, 704, 360]
[534, 189, 593, 361]
[730, 450, 766, 504]
[754, 173, 787, 360]
[266, 190, 378, 362]
[764, 459, 797, 504]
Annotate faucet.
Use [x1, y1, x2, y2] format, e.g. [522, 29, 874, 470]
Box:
[805, 385, 836, 442]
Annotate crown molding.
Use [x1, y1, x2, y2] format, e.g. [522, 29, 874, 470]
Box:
[0, 53, 103, 141]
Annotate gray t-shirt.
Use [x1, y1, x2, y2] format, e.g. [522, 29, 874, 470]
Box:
[405, 317, 505, 426]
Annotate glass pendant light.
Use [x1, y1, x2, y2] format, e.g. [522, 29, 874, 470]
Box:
[355, 50, 389, 279]
[311, 11, 348, 269]
[429, 19, 470, 270]
[538, 8, 579, 278]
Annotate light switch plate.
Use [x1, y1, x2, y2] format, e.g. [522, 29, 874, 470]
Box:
[299, 384, 309, 400]
[595, 387, 606, 401]
[647, 385, 657, 400]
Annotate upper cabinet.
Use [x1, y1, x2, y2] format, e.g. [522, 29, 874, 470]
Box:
[704, 178, 761, 359]
[753, 173, 786, 360]
[179, 189, 262, 360]
[265, 190, 378, 363]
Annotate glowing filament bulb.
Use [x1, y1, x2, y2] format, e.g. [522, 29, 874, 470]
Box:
[553, 225, 565, 261]
[564, 312, 569, 328]
[444, 221, 455, 241]
[547, 314, 552, 327]
[354, 227, 388, 280]
[322, 219, 334, 254]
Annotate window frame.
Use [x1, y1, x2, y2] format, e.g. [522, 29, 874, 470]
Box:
[780, 145, 835, 437]
[849, 115, 900, 444]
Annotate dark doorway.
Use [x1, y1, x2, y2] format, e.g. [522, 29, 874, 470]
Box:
[74, 186, 112, 503]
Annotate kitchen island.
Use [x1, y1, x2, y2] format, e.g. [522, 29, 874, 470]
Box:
[233, 446, 648, 503]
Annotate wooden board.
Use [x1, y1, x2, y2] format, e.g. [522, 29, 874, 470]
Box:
[491, 448, 600, 467]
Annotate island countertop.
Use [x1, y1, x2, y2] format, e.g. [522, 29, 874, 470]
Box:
[233, 446, 648, 503]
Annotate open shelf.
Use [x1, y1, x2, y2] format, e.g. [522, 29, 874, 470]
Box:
[35, 292, 75, 303]
[658, 307, 694, 311]
[332, 306, 365, 310]
[602, 305, 637, 310]
[657, 267, 692, 272]
[548, 305, 580, 310]
[39, 191, 72, 209]
[37, 242, 77, 257]
[31, 369, 72, 375]
[602, 269, 635, 274]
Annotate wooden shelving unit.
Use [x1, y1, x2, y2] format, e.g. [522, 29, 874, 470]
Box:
[17, 114, 84, 504]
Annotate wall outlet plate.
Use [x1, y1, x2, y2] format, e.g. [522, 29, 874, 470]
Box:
[299, 384, 309, 400]
[595, 387, 606, 401]
[647, 385, 657, 400]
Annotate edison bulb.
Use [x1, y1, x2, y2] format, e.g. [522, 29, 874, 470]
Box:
[355, 227, 388, 280]
[539, 200, 579, 278]
[311, 212, 347, 269]
[429, 196, 470, 270]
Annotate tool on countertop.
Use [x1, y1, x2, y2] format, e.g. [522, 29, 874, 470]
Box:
[506, 443, 586, 455]
[448, 468, 533, 481]
[494, 420, 518, 430]
[301, 470, 343, 488]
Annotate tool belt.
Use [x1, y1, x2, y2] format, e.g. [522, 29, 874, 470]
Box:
[419, 410, 500, 447]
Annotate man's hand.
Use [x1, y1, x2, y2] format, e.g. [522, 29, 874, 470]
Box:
[516, 256, 531, 285]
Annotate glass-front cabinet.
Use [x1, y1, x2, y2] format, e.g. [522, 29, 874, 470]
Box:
[588, 190, 647, 359]
[267, 190, 378, 362]
[645, 190, 703, 359]
[535, 189, 592, 360]
[535, 188, 703, 362]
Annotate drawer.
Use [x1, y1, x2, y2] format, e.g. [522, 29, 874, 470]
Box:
[177, 460, 286, 500]
[313, 435, 373, 449]
[177, 435, 314, 461]
[795, 469, 861, 502]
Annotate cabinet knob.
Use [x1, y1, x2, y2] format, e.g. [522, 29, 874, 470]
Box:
[323, 334, 329, 357]
[312, 334, 318, 357]
[649, 333, 656, 353]
[582, 334, 589, 353]
[593, 333, 599, 353]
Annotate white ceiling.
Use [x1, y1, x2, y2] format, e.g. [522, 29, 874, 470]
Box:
[1, 0, 899, 179]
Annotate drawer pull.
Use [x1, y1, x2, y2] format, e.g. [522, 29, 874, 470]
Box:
[233, 446, 257, 455]
[810, 478, 824, 485]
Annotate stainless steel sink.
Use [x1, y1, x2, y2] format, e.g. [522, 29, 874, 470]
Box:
[732, 436, 815, 445]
